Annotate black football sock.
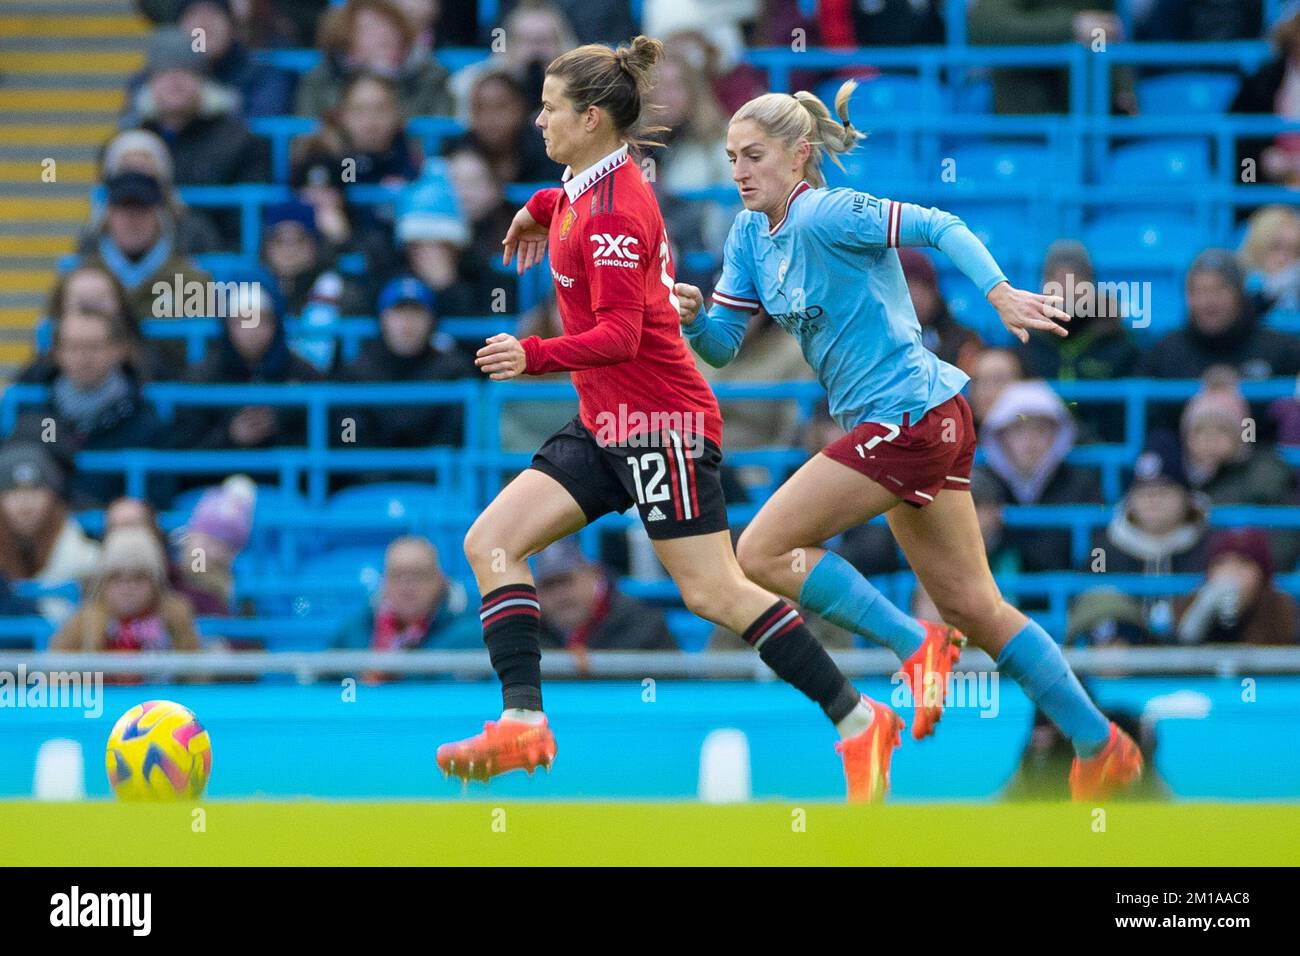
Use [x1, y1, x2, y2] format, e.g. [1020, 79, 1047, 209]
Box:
[745, 600, 861, 725]
[479, 583, 543, 712]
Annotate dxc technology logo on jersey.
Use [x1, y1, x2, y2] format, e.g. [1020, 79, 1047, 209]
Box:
[591, 233, 640, 268]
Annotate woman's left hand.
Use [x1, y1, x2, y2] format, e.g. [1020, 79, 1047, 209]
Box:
[475, 333, 527, 380]
[988, 281, 1070, 344]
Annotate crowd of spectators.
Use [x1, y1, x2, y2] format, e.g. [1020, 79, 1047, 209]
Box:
[2, 0, 1298, 655]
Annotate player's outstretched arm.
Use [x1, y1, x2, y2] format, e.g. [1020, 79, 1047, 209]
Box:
[675, 282, 748, 368]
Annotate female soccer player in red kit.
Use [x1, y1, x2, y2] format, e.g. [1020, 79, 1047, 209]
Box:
[436, 36, 905, 800]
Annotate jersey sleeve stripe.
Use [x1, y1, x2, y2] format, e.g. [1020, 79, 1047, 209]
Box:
[712, 289, 760, 311]
[887, 199, 901, 248]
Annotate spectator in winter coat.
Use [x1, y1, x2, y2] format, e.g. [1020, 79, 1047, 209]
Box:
[80, 171, 213, 343]
[442, 69, 562, 186]
[125, 28, 271, 248]
[333, 536, 481, 652]
[980, 379, 1103, 571]
[337, 275, 474, 463]
[86, 129, 221, 257]
[51, 525, 201, 654]
[968, 346, 1025, 431]
[0, 442, 101, 624]
[10, 311, 164, 508]
[1178, 377, 1297, 569]
[1140, 248, 1300, 382]
[294, 0, 454, 118]
[1018, 239, 1140, 443]
[534, 537, 676, 651]
[1092, 434, 1210, 577]
[387, 166, 493, 317]
[172, 290, 322, 483]
[1175, 528, 1299, 644]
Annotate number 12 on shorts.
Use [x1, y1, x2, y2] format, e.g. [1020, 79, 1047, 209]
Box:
[626, 452, 670, 505]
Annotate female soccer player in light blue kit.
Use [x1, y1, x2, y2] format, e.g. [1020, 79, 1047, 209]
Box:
[674, 81, 1143, 800]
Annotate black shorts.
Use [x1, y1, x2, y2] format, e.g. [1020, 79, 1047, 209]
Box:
[531, 416, 729, 540]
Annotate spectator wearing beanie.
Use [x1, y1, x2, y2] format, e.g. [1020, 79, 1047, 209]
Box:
[173, 475, 256, 616]
[51, 525, 201, 654]
[1018, 239, 1139, 443]
[337, 275, 473, 472]
[899, 248, 982, 374]
[1140, 248, 1300, 382]
[980, 379, 1103, 571]
[1174, 528, 1300, 644]
[86, 128, 221, 256]
[125, 27, 271, 247]
[1180, 381, 1293, 508]
[388, 167, 485, 316]
[0, 442, 100, 624]
[1093, 433, 1210, 577]
[81, 170, 213, 333]
[259, 200, 367, 361]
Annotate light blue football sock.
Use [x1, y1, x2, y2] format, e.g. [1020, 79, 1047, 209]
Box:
[799, 551, 926, 661]
[996, 620, 1112, 758]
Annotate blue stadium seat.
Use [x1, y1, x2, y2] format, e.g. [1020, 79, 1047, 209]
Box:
[819, 74, 928, 126]
[265, 546, 386, 618]
[949, 142, 1054, 186]
[950, 75, 994, 114]
[1137, 72, 1240, 116]
[1082, 211, 1201, 268]
[1103, 138, 1212, 184]
[823, 144, 909, 189]
[327, 482, 456, 520]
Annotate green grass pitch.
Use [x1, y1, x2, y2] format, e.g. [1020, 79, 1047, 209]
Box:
[4, 801, 1296, 866]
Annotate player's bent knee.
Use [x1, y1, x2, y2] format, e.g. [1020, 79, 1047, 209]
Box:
[935, 588, 1002, 636]
[734, 530, 778, 587]
[463, 518, 511, 571]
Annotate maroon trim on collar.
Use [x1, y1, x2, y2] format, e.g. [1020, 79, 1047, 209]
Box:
[769, 180, 813, 236]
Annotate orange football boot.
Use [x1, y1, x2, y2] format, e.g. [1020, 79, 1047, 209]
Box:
[1069, 722, 1144, 801]
[437, 716, 557, 783]
[899, 621, 966, 740]
[836, 696, 905, 803]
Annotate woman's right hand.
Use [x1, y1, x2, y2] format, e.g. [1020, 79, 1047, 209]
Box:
[674, 282, 703, 326]
[502, 206, 549, 275]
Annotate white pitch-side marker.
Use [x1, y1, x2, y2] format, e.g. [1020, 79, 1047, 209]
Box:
[698, 728, 752, 803]
[33, 738, 85, 801]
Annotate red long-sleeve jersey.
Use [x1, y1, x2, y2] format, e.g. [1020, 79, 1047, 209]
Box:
[520, 144, 723, 449]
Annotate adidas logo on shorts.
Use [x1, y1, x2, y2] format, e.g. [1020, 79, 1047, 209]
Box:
[646, 505, 667, 522]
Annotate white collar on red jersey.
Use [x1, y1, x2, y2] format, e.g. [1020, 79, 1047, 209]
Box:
[562, 143, 630, 203]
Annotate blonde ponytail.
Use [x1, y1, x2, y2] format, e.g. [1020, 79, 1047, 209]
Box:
[732, 79, 866, 188]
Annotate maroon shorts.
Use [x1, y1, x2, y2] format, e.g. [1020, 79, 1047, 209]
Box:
[821, 394, 976, 508]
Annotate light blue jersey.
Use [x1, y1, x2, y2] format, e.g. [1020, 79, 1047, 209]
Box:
[685, 181, 1007, 432]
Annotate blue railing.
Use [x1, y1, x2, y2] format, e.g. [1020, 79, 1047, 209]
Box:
[4, 377, 1298, 510]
